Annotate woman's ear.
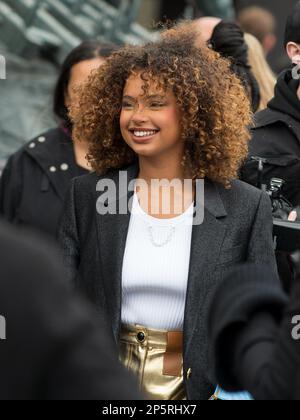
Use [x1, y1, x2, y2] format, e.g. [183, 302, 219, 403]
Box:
[286, 42, 300, 64]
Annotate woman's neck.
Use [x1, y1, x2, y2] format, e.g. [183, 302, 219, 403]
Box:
[138, 155, 188, 183]
[136, 155, 194, 219]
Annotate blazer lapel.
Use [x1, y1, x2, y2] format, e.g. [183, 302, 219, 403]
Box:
[96, 164, 139, 342]
[96, 170, 227, 346]
[183, 180, 228, 355]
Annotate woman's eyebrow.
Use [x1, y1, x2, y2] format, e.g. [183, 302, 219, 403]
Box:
[146, 94, 166, 100]
[122, 95, 136, 101]
[122, 94, 165, 101]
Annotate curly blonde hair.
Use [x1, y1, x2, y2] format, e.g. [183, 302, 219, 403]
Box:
[70, 22, 252, 187]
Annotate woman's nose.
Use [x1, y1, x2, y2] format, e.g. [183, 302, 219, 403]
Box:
[131, 107, 149, 123]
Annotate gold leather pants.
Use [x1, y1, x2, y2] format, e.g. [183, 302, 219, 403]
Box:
[119, 324, 186, 400]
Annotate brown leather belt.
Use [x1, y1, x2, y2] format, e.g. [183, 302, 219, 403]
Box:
[163, 331, 183, 377]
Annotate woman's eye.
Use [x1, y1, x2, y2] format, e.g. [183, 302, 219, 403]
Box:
[149, 102, 165, 108]
[122, 102, 134, 108]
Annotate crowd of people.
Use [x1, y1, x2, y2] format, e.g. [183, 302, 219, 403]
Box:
[1, 2, 300, 401]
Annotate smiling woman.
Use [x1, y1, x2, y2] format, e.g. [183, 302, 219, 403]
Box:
[70, 22, 252, 186]
[60, 21, 278, 401]
[120, 76, 183, 160]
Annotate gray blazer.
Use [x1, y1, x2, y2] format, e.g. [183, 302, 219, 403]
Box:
[59, 163, 278, 400]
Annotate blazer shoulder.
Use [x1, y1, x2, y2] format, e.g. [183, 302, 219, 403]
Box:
[216, 179, 261, 197]
[72, 168, 121, 199]
[232, 179, 265, 200]
[217, 179, 266, 210]
[215, 181, 272, 226]
[231, 179, 261, 194]
[73, 171, 99, 185]
[73, 166, 134, 190]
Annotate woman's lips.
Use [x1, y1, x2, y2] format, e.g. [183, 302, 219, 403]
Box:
[129, 129, 159, 143]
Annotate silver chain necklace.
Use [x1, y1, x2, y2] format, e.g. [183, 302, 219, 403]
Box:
[148, 226, 176, 248]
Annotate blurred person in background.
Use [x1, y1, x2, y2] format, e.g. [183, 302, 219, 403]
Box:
[210, 21, 261, 113]
[209, 264, 300, 400]
[244, 33, 276, 112]
[237, 6, 277, 56]
[285, 0, 300, 66]
[194, 16, 221, 41]
[241, 1, 300, 207]
[0, 41, 117, 238]
[0, 220, 140, 400]
[59, 22, 277, 401]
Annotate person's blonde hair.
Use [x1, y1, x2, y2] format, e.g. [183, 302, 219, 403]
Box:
[244, 33, 276, 111]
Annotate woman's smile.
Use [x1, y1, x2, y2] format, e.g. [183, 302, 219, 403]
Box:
[128, 128, 160, 144]
[120, 74, 183, 158]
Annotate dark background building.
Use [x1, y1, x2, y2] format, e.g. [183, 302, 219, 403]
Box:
[155, 0, 299, 71]
[0, 0, 299, 163]
[234, 0, 298, 71]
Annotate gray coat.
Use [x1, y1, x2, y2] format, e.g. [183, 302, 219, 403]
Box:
[59, 163, 278, 400]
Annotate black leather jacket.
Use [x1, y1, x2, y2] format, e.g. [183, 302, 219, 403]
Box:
[242, 68, 300, 206]
[0, 127, 88, 237]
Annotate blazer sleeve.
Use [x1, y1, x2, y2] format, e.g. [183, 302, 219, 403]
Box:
[57, 179, 80, 288]
[0, 153, 23, 222]
[247, 191, 278, 274]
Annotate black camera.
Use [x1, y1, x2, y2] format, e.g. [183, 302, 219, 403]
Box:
[251, 156, 293, 220]
[251, 156, 300, 292]
[267, 178, 293, 220]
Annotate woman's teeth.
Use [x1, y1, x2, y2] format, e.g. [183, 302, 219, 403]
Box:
[133, 131, 157, 137]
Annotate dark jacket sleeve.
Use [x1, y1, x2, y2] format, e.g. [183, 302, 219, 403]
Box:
[0, 152, 23, 222]
[57, 179, 80, 288]
[241, 124, 300, 206]
[0, 222, 141, 400]
[208, 264, 300, 400]
[247, 191, 278, 273]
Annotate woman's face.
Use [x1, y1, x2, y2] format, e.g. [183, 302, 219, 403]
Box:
[65, 57, 105, 107]
[120, 73, 183, 159]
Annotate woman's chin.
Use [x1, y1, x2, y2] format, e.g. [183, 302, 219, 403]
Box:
[129, 142, 158, 157]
